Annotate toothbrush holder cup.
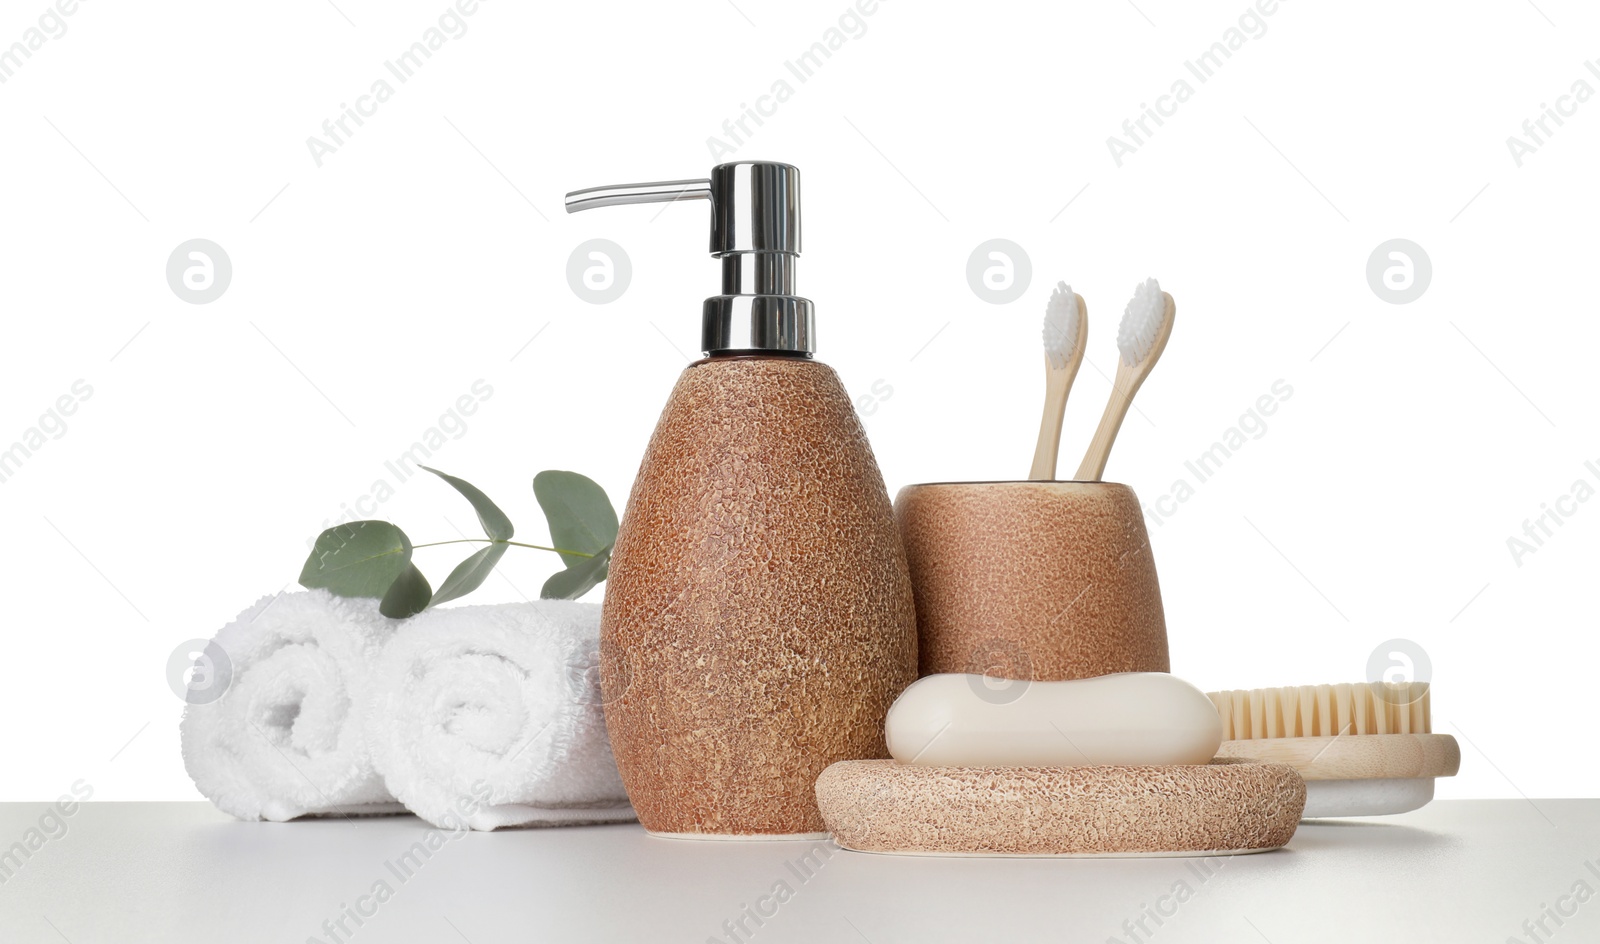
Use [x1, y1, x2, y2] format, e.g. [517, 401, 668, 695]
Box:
[894, 481, 1169, 682]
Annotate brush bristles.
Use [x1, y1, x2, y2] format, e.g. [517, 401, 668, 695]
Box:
[1043, 281, 1080, 370]
[1207, 682, 1432, 739]
[1116, 277, 1166, 367]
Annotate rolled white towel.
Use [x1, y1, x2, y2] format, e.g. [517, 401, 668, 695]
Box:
[181, 589, 405, 821]
[363, 600, 635, 830]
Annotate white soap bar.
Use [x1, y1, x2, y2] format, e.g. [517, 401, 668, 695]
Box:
[885, 672, 1223, 767]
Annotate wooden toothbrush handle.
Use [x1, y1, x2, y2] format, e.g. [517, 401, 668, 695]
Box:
[1075, 366, 1141, 481]
[1028, 365, 1073, 480]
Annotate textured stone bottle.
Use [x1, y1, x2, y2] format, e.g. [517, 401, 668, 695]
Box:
[565, 163, 917, 837]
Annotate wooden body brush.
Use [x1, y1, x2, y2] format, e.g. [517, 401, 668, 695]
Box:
[1076, 278, 1176, 481]
[1208, 682, 1461, 817]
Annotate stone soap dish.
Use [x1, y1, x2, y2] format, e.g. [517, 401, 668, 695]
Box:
[815, 760, 1306, 858]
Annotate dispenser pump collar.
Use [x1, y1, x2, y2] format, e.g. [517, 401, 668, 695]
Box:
[565, 161, 814, 356]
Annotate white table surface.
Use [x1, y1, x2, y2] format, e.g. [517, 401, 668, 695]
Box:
[0, 799, 1588, 943]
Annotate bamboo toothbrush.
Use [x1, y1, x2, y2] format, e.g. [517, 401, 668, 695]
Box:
[1029, 283, 1087, 480]
[1074, 278, 1175, 481]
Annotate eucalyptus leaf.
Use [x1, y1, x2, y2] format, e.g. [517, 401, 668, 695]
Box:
[421, 466, 514, 541]
[541, 544, 612, 601]
[299, 521, 412, 599]
[430, 542, 509, 607]
[380, 562, 433, 619]
[533, 471, 618, 568]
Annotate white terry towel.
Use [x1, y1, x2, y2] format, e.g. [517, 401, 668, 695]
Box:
[180, 590, 405, 821]
[363, 600, 635, 830]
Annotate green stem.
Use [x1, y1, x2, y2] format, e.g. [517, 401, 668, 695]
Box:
[412, 538, 595, 558]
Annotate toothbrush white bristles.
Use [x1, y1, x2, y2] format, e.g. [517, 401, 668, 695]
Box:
[1116, 277, 1165, 367]
[1043, 282, 1080, 371]
[1029, 282, 1086, 481]
[1074, 278, 1175, 482]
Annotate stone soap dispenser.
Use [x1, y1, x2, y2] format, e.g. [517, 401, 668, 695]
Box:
[567, 162, 917, 838]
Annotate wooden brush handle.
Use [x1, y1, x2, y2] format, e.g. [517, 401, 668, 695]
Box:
[1075, 362, 1141, 481]
[1216, 734, 1461, 782]
[1028, 362, 1074, 480]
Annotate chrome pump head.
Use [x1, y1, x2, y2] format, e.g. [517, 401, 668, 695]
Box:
[565, 161, 814, 356]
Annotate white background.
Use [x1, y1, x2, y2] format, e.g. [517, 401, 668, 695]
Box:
[1, 0, 1595, 802]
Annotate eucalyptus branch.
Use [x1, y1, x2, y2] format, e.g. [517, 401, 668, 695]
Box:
[298, 467, 618, 618]
[412, 538, 596, 558]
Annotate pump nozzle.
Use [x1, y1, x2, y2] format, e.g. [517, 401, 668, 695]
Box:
[565, 161, 814, 356]
[564, 179, 712, 214]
